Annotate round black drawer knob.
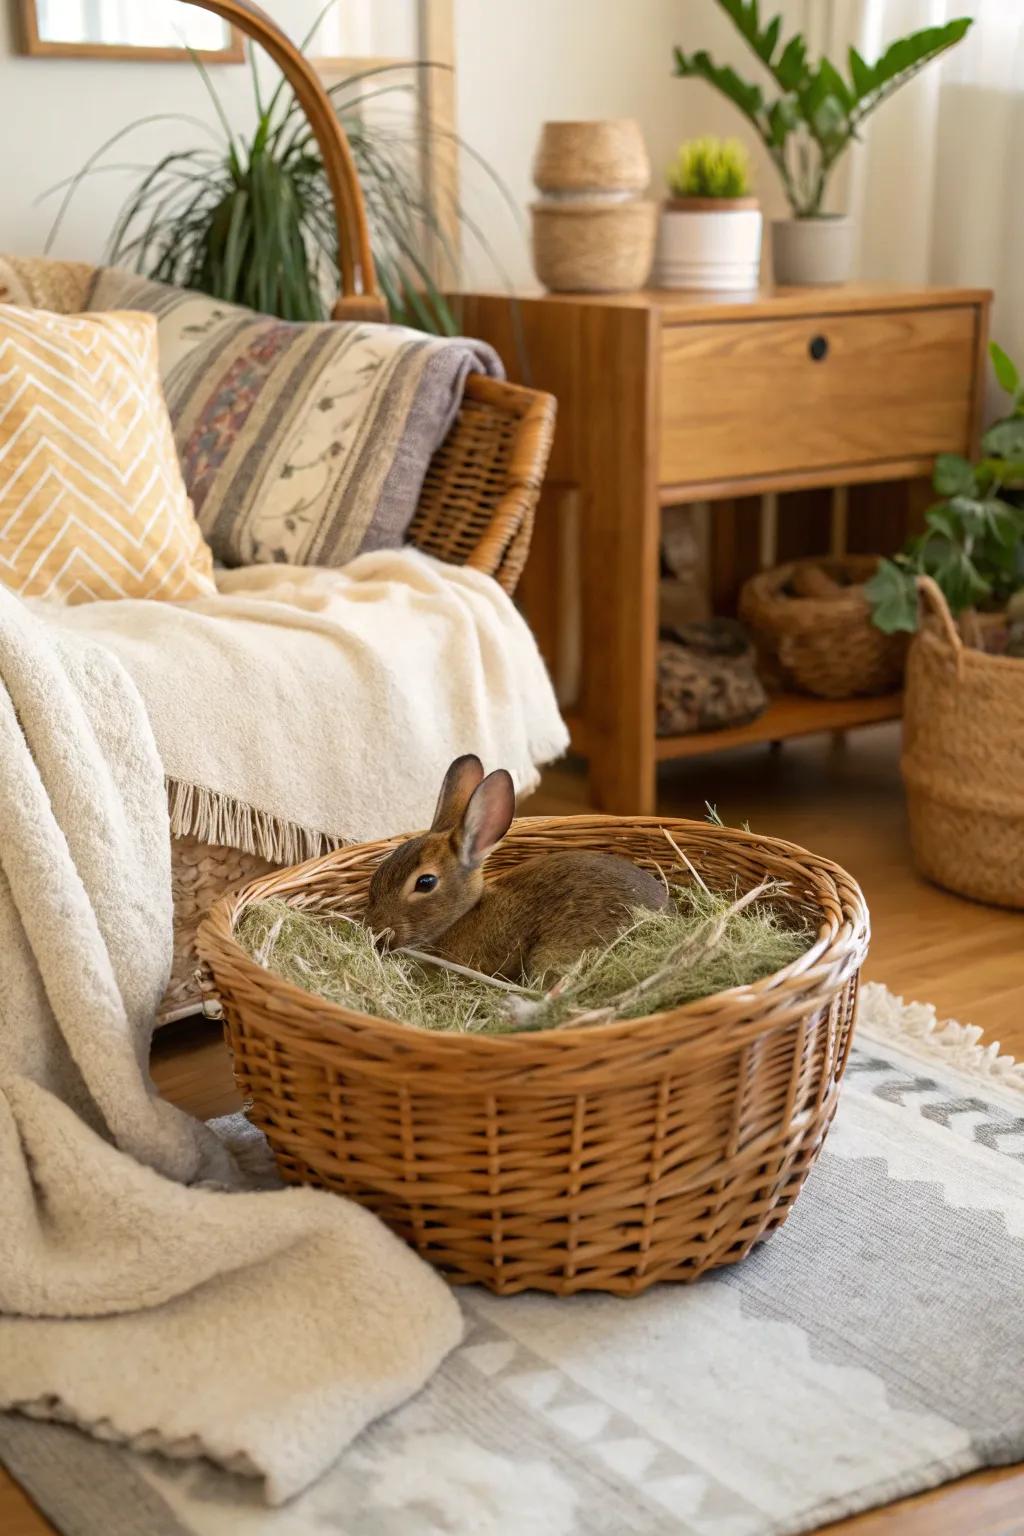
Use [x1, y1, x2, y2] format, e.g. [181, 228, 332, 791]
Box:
[809, 334, 829, 361]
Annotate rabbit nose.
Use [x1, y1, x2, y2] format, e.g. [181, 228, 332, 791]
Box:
[372, 926, 396, 952]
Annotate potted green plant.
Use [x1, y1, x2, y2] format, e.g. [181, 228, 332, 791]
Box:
[49, 39, 512, 332]
[655, 136, 761, 291]
[867, 342, 1024, 637]
[673, 1, 972, 285]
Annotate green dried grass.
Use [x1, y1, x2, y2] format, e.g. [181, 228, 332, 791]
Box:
[236, 877, 813, 1037]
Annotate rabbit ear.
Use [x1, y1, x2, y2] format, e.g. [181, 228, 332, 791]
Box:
[431, 754, 485, 831]
[455, 769, 515, 869]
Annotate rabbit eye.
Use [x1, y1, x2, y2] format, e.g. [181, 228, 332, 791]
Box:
[414, 873, 438, 893]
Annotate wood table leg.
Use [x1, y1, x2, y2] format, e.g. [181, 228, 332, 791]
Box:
[578, 304, 659, 815]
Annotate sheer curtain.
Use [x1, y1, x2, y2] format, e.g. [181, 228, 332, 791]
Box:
[833, 0, 1024, 375]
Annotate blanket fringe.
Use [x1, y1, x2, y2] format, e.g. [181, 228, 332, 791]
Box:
[859, 981, 1024, 1094]
[167, 778, 345, 867]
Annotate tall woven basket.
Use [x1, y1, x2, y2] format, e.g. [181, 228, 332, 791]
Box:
[200, 814, 869, 1296]
[902, 577, 1024, 908]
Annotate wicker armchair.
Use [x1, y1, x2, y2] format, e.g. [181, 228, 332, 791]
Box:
[7, 0, 556, 1020]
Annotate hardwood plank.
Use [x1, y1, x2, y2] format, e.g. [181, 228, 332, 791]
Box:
[659, 308, 976, 484]
[775, 486, 834, 564]
[709, 495, 762, 615]
[658, 456, 940, 504]
[462, 283, 995, 322]
[655, 691, 903, 761]
[578, 303, 660, 813]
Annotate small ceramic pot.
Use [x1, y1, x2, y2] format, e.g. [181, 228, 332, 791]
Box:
[654, 196, 762, 291]
[771, 216, 855, 286]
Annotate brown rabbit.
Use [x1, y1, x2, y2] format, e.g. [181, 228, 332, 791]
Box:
[363, 754, 668, 981]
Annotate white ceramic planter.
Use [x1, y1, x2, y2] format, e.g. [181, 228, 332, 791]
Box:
[653, 197, 762, 291]
[772, 216, 854, 286]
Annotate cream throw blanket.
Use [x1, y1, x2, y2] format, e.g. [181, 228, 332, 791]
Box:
[0, 579, 468, 1503]
[47, 548, 570, 863]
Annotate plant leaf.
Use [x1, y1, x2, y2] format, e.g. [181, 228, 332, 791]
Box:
[847, 46, 875, 100]
[932, 452, 977, 497]
[983, 417, 1024, 459]
[989, 340, 1020, 396]
[866, 559, 920, 634]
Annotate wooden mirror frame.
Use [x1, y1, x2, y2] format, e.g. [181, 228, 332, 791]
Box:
[18, 0, 245, 62]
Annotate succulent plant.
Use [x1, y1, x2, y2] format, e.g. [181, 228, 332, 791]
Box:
[667, 136, 753, 199]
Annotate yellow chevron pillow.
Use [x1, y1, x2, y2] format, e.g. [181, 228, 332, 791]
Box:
[0, 305, 215, 603]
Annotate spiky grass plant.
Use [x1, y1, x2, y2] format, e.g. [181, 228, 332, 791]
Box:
[667, 136, 753, 199]
[237, 876, 812, 1037]
[44, 22, 518, 333]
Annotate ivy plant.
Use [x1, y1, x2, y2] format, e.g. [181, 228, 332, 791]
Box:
[867, 343, 1024, 634]
[673, 1, 971, 217]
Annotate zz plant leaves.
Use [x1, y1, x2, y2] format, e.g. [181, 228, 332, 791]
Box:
[674, 3, 971, 217]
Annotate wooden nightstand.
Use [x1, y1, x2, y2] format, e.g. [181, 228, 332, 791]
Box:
[459, 283, 991, 814]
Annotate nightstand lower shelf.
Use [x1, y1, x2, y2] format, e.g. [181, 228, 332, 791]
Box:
[567, 692, 903, 763]
[657, 691, 903, 760]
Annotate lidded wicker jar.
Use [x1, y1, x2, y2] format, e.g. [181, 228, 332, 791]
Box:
[740, 555, 906, 699]
[531, 118, 656, 294]
[200, 814, 869, 1297]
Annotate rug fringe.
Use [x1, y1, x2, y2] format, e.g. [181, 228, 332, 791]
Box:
[858, 981, 1024, 1093]
[166, 778, 344, 866]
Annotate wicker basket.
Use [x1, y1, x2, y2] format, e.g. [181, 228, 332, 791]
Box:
[199, 814, 869, 1296]
[740, 556, 905, 699]
[532, 118, 650, 194]
[531, 199, 657, 293]
[902, 577, 1024, 908]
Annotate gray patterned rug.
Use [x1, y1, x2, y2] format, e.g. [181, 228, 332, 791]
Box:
[4, 982, 1024, 1536]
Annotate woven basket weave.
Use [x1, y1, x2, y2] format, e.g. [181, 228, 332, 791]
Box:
[740, 555, 905, 699]
[199, 814, 869, 1296]
[902, 577, 1024, 909]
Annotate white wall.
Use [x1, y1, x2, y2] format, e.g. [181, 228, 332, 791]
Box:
[454, 0, 802, 288]
[0, 0, 329, 260]
[0, 0, 803, 284]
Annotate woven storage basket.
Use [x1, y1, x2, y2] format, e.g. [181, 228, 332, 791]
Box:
[902, 577, 1024, 909]
[531, 199, 657, 293]
[199, 814, 869, 1297]
[532, 118, 650, 194]
[740, 555, 905, 699]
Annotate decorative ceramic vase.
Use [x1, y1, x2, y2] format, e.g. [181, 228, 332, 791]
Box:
[771, 215, 854, 286]
[654, 196, 762, 291]
[530, 118, 656, 293]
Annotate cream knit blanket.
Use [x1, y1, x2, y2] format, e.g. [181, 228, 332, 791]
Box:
[47, 547, 570, 863]
[0, 580, 463, 1503]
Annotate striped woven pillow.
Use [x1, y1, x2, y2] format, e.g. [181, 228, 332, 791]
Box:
[86, 270, 502, 570]
[0, 305, 215, 604]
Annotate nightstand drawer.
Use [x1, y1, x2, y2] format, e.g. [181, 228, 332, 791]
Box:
[658, 306, 977, 487]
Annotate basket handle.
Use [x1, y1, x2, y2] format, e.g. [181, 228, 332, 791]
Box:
[916, 575, 962, 656]
[180, 0, 387, 322]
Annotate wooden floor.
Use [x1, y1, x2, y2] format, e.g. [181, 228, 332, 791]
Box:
[4, 722, 1024, 1536]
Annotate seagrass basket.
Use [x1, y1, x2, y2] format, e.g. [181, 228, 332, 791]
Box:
[902, 577, 1024, 908]
[199, 814, 869, 1296]
[740, 555, 905, 699]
